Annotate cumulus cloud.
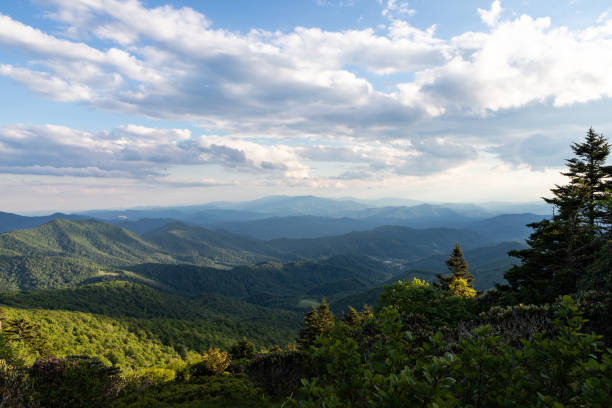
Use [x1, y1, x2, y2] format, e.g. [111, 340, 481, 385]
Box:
[0, 0, 608, 137]
[0, 0, 609, 182]
[0, 124, 310, 181]
[478, 1, 503, 27]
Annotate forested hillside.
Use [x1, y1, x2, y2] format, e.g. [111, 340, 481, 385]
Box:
[0, 219, 173, 266]
[268, 225, 487, 260]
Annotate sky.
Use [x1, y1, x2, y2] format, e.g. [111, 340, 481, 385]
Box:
[1, 0, 612, 213]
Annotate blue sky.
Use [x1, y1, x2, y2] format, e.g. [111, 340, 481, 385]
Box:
[1, 0, 611, 212]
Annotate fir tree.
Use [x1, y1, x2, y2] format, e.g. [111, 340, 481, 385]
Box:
[557, 127, 612, 233]
[503, 128, 612, 304]
[297, 298, 334, 348]
[435, 243, 474, 291]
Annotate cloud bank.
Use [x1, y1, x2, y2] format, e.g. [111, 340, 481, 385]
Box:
[0, 0, 610, 206]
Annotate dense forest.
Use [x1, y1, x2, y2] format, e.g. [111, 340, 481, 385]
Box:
[0, 129, 610, 406]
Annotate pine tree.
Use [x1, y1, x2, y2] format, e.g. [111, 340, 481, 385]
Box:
[503, 128, 612, 304]
[556, 127, 612, 233]
[297, 298, 334, 348]
[435, 243, 474, 291]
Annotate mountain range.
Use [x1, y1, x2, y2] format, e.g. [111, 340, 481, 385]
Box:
[0, 195, 548, 314]
[0, 195, 546, 370]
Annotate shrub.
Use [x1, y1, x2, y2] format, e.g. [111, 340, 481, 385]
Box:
[448, 277, 477, 298]
[229, 337, 255, 360]
[136, 368, 176, 384]
[0, 360, 37, 407]
[190, 348, 231, 377]
[29, 355, 122, 408]
[292, 296, 612, 407]
[247, 351, 309, 397]
[574, 290, 612, 345]
[113, 374, 271, 408]
[378, 278, 476, 328]
[460, 303, 554, 344]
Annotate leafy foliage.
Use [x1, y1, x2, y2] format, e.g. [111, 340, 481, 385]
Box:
[292, 296, 612, 407]
[113, 374, 272, 408]
[378, 278, 477, 328]
[196, 348, 231, 376]
[448, 277, 477, 298]
[229, 337, 256, 360]
[246, 351, 309, 397]
[30, 355, 122, 408]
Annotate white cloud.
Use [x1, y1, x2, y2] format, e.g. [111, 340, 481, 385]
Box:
[407, 15, 612, 113]
[381, 0, 416, 19]
[0, 0, 609, 187]
[478, 0, 503, 27]
[0, 65, 94, 102]
[0, 124, 313, 181]
[0, 14, 160, 83]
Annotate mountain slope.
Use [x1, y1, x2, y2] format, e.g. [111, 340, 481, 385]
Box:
[0, 282, 300, 369]
[143, 221, 284, 264]
[215, 215, 372, 240]
[0, 280, 301, 327]
[0, 220, 177, 290]
[466, 213, 546, 243]
[352, 204, 475, 228]
[107, 218, 176, 235]
[268, 225, 487, 261]
[0, 219, 173, 266]
[125, 254, 392, 301]
[221, 195, 371, 216]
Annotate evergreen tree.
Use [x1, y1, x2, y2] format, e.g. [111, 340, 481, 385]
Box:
[503, 128, 612, 304]
[435, 243, 474, 291]
[229, 337, 255, 360]
[297, 298, 334, 349]
[557, 127, 612, 233]
[341, 305, 373, 327]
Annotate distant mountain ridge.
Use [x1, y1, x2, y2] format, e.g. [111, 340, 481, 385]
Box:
[268, 225, 488, 261]
[2, 195, 550, 243]
[212, 211, 542, 241]
[0, 211, 90, 233]
[0, 217, 529, 293]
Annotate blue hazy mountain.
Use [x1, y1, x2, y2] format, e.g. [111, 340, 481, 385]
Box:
[0, 211, 91, 233]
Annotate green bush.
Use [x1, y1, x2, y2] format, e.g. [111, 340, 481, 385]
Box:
[466, 302, 553, 344]
[229, 337, 256, 360]
[29, 355, 122, 408]
[247, 351, 309, 397]
[574, 290, 612, 345]
[292, 296, 612, 407]
[378, 278, 477, 328]
[113, 374, 271, 408]
[0, 360, 37, 407]
[190, 348, 231, 377]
